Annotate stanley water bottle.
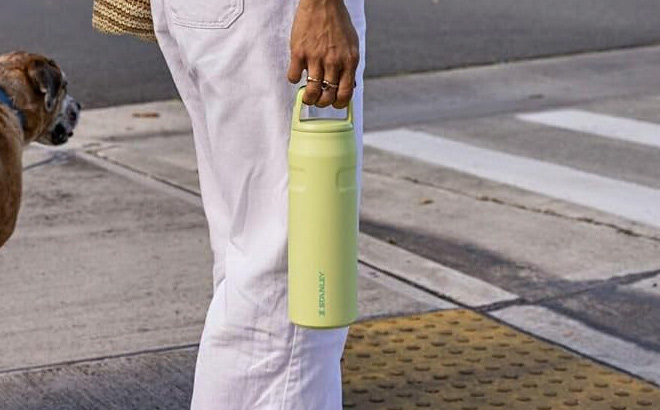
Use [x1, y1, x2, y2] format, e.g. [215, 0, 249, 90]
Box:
[288, 86, 358, 329]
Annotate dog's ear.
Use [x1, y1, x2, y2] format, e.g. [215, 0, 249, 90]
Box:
[27, 58, 62, 113]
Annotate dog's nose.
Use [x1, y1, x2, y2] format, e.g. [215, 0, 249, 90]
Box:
[75, 101, 81, 110]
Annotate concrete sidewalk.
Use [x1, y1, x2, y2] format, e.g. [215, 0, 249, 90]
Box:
[3, 47, 660, 409]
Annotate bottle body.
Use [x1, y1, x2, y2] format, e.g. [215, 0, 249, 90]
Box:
[288, 90, 358, 329]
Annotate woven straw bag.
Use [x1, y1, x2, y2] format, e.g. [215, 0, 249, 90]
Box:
[92, 0, 156, 42]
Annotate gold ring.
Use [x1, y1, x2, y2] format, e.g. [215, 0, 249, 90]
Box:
[321, 80, 339, 90]
[306, 76, 322, 83]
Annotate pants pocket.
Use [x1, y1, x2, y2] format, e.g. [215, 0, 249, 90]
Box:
[169, 0, 244, 29]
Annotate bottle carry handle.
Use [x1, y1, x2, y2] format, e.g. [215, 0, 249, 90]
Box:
[293, 86, 354, 128]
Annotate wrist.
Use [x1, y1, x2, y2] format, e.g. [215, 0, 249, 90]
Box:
[298, 0, 344, 9]
[301, 0, 344, 4]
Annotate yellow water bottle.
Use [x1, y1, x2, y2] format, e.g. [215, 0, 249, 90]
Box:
[288, 86, 358, 329]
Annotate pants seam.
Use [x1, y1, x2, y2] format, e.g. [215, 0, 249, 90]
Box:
[279, 325, 299, 410]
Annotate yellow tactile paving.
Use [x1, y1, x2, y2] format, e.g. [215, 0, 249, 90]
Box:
[341, 309, 660, 410]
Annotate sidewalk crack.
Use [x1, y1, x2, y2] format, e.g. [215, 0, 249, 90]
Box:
[529, 268, 660, 305]
[475, 195, 660, 244]
[364, 169, 660, 244]
[484, 268, 660, 311]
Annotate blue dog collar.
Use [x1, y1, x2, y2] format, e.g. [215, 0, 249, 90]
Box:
[0, 86, 26, 130]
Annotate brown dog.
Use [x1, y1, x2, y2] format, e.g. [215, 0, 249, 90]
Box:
[0, 52, 80, 248]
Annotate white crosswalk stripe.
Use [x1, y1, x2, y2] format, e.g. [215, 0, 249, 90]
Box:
[364, 128, 660, 229]
[517, 109, 660, 149]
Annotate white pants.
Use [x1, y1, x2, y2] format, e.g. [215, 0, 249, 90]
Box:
[150, 1, 365, 409]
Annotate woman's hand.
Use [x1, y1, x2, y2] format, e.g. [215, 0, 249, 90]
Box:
[288, 0, 359, 108]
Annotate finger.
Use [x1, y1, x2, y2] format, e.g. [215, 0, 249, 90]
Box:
[303, 63, 324, 106]
[315, 66, 340, 108]
[287, 50, 305, 84]
[332, 68, 356, 109]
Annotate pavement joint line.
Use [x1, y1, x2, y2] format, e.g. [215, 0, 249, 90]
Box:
[474, 298, 528, 313]
[367, 168, 660, 243]
[358, 258, 524, 312]
[0, 343, 200, 377]
[84, 151, 201, 198]
[98, 127, 195, 142]
[519, 268, 660, 307]
[613, 268, 660, 285]
[479, 196, 660, 243]
[477, 268, 660, 312]
[476, 269, 660, 313]
[585, 267, 660, 288]
[72, 149, 202, 208]
[358, 233, 519, 307]
[22, 150, 73, 172]
[358, 267, 456, 311]
[357, 259, 473, 310]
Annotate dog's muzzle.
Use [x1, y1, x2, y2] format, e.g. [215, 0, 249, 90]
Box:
[49, 95, 81, 145]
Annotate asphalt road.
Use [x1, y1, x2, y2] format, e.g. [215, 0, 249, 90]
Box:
[2, 0, 660, 108]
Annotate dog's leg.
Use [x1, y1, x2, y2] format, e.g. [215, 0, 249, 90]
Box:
[0, 114, 23, 248]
